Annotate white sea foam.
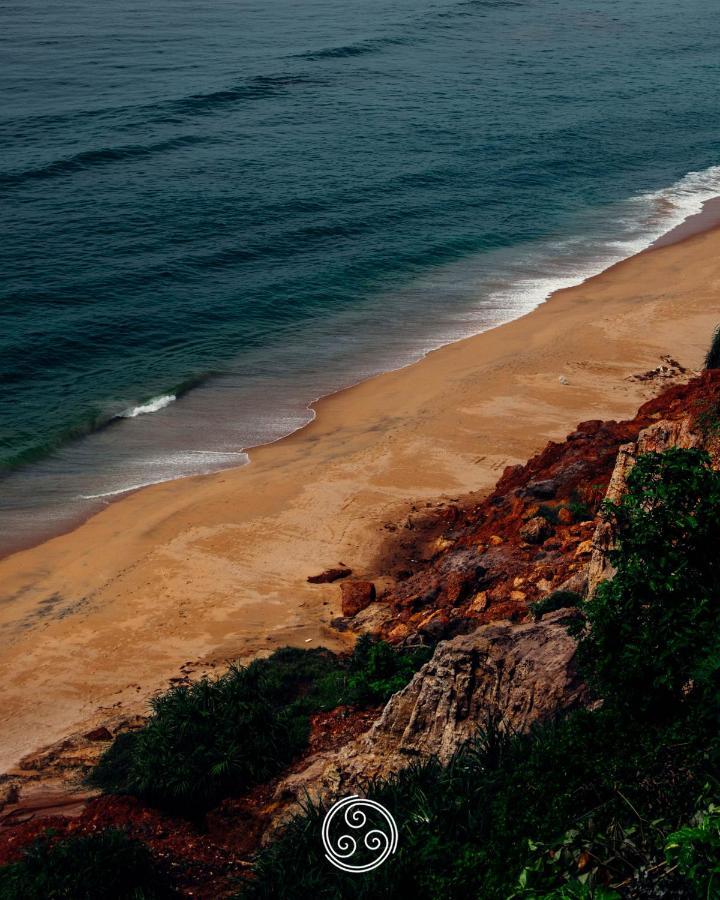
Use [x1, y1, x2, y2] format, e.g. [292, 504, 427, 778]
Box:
[5, 165, 720, 556]
[119, 393, 176, 418]
[450, 163, 720, 335]
[79, 450, 250, 499]
[641, 164, 720, 223]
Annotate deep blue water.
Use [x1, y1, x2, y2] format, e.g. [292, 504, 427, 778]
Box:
[1, 0, 719, 552]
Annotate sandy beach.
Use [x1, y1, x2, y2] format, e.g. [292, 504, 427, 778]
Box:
[1, 224, 719, 774]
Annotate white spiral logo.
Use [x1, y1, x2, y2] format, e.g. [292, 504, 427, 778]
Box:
[321, 795, 399, 873]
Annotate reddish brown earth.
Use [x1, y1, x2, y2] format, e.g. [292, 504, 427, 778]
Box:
[0, 705, 379, 897]
[368, 371, 720, 644]
[4, 371, 720, 896]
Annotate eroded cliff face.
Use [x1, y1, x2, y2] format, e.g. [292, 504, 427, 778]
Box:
[274, 608, 586, 813]
[588, 412, 720, 595]
[5, 370, 720, 887]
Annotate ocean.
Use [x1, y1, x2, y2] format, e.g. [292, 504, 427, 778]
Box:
[1, 0, 719, 555]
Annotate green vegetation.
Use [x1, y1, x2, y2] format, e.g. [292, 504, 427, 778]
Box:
[696, 397, 720, 436]
[90, 637, 431, 816]
[528, 590, 582, 621]
[536, 492, 592, 527]
[666, 804, 720, 898]
[239, 448, 720, 898]
[0, 829, 174, 900]
[705, 324, 720, 369]
[537, 504, 561, 524]
[241, 705, 717, 899]
[577, 447, 720, 716]
[9, 442, 720, 898]
[567, 492, 592, 522]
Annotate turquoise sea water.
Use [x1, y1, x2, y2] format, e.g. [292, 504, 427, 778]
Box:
[1, 0, 719, 553]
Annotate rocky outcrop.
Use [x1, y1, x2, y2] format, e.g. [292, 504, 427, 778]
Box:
[356, 371, 720, 641]
[274, 608, 586, 810]
[373, 415, 650, 642]
[275, 374, 720, 825]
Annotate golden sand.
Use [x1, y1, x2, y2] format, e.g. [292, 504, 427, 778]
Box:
[1, 227, 719, 772]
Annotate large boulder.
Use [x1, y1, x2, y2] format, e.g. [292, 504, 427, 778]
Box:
[274, 608, 586, 812]
[340, 580, 376, 616]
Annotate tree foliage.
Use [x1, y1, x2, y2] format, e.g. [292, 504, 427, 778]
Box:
[577, 448, 720, 716]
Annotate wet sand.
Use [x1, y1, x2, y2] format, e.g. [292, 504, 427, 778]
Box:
[1, 225, 720, 773]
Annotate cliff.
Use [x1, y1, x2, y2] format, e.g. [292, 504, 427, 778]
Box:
[4, 368, 720, 896]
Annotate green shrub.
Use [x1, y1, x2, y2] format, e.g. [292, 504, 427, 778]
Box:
[91, 639, 430, 815]
[91, 654, 317, 814]
[341, 633, 431, 705]
[0, 828, 174, 900]
[666, 804, 720, 898]
[240, 707, 720, 899]
[81, 445, 720, 895]
[528, 591, 582, 621]
[696, 397, 720, 436]
[705, 325, 720, 369]
[567, 493, 592, 522]
[577, 448, 720, 717]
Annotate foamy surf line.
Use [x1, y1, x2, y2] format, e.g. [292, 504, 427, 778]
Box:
[346, 165, 720, 384]
[118, 394, 176, 418]
[79, 450, 250, 500]
[2, 164, 720, 561]
[468, 165, 720, 332]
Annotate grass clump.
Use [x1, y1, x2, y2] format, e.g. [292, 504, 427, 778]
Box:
[239, 448, 720, 898]
[528, 590, 582, 621]
[90, 638, 430, 816]
[0, 828, 174, 900]
[340, 633, 430, 705]
[567, 492, 592, 522]
[240, 707, 719, 899]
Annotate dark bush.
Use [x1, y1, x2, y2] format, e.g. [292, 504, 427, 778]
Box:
[537, 504, 560, 524]
[341, 633, 431, 704]
[91, 655, 315, 814]
[567, 492, 592, 522]
[666, 804, 720, 898]
[528, 590, 582, 620]
[705, 324, 720, 369]
[239, 706, 720, 899]
[90, 639, 430, 815]
[81, 446, 720, 895]
[0, 828, 174, 900]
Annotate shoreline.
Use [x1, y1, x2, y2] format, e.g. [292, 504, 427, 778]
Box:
[1, 222, 720, 773]
[3, 196, 720, 566]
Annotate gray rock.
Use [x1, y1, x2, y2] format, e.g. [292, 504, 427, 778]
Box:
[527, 479, 558, 499]
[272, 609, 587, 816]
